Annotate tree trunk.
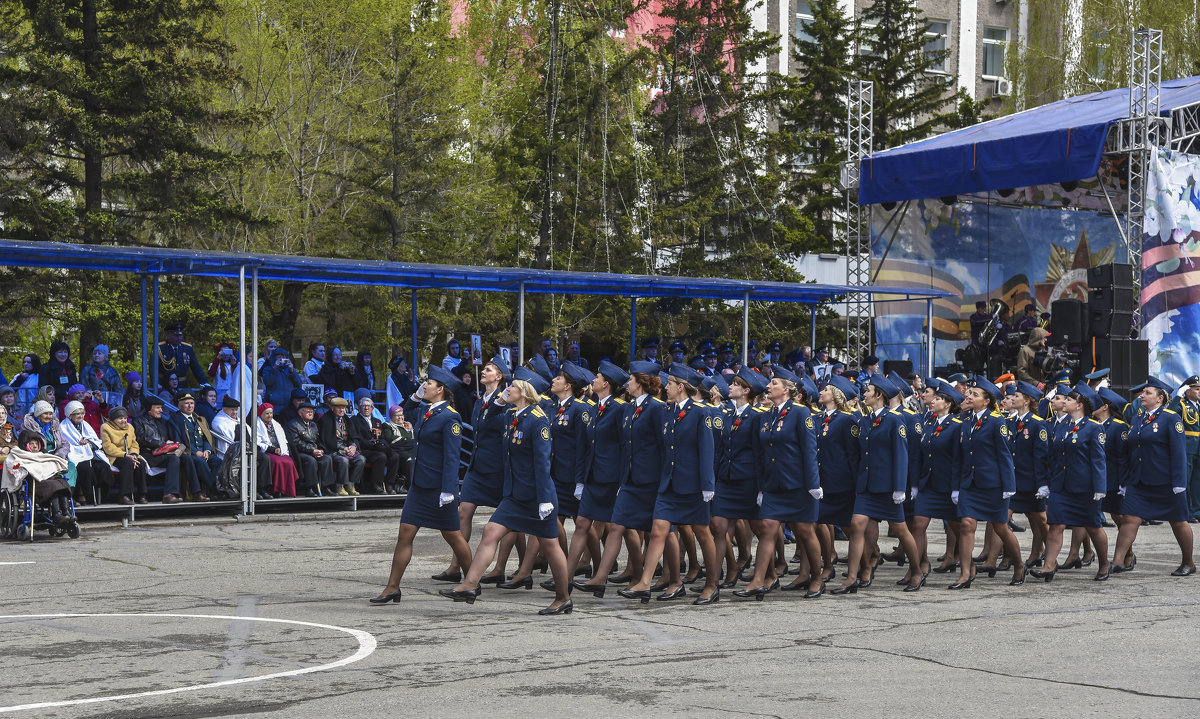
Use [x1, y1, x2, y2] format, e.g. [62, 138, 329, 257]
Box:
[82, 0, 101, 243]
[532, 0, 561, 348]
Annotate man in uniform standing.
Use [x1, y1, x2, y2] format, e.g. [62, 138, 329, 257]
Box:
[158, 323, 206, 391]
[1171, 376, 1200, 522]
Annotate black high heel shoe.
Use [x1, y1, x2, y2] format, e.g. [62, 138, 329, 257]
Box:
[532, 560, 549, 574]
[479, 574, 505, 585]
[649, 580, 670, 592]
[718, 577, 739, 589]
[656, 585, 687, 601]
[617, 588, 652, 603]
[538, 599, 573, 615]
[1029, 567, 1056, 582]
[1093, 567, 1111, 581]
[932, 562, 959, 574]
[430, 571, 461, 582]
[1081, 553, 1095, 567]
[369, 589, 402, 604]
[539, 579, 557, 592]
[572, 580, 605, 598]
[1112, 553, 1136, 573]
[803, 583, 826, 599]
[903, 573, 928, 592]
[692, 589, 720, 606]
[947, 576, 974, 590]
[1026, 553, 1045, 568]
[1061, 558, 1083, 570]
[608, 573, 634, 584]
[977, 565, 998, 578]
[1009, 566, 1028, 586]
[438, 588, 479, 604]
[498, 576, 533, 590]
[830, 583, 858, 595]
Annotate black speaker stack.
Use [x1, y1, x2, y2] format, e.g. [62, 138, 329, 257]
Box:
[1083, 262, 1145, 396]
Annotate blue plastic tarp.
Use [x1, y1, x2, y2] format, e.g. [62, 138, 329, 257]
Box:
[858, 75, 1200, 205]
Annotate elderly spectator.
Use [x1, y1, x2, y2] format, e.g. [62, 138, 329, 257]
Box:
[101, 407, 148, 505]
[303, 342, 325, 381]
[353, 351, 377, 392]
[134, 395, 201, 504]
[275, 388, 307, 426]
[0, 405, 18, 465]
[441, 338, 463, 372]
[4, 429, 74, 526]
[61, 400, 111, 505]
[285, 402, 331, 496]
[0, 386, 17, 420]
[23, 400, 69, 460]
[195, 386, 219, 424]
[157, 323, 206, 389]
[12, 353, 40, 391]
[81, 344, 122, 394]
[171, 391, 219, 498]
[208, 396, 270, 499]
[381, 404, 415, 490]
[58, 383, 107, 432]
[316, 346, 355, 394]
[122, 372, 147, 418]
[348, 391, 400, 494]
[256, 404, 298, 498]
[386, 356, 419, 410]
[317, 396, 364, 496]
[206, 343, 236, 401]
[260, 348, 304, 407]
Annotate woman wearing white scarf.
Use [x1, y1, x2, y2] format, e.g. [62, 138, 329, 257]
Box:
[60, 400, 112, 505]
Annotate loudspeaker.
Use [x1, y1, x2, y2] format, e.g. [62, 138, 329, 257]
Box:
[1090, 337, 1149, 387]
[1128, 339, 1149, 381]
[883, 359, 913, 377]
[1090, 309, 1135, 338]
[1087, 263, 1134, 289]
[1090, 287, 1136, 313]
[1050, 299, 1088, 346]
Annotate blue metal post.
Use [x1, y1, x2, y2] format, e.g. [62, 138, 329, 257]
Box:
[629, 298, 638, 362]
[410, 289, 418, 369]
[810, 306, 817, 350]
[151, 276, 160, 391]
[140, 274, 148, 386]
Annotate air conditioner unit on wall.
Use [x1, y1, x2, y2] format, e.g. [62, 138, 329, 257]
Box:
[994, 77, 1013, 96]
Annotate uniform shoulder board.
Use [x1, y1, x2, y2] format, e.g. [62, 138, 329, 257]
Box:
[1113, 418, 1126, 425]
[839, 410, 854, 416]
[1163, 408, 1178, 415]
[530, 407, 546, 419]
[584, 398, 596, 405]
[612, 397, 627, 405]
[181, 341, 193, 347]
[446, 406, 459, 414]
[989, 411, 1003, 417]
[951, 418, 963, 424]
[903, 408, 916, 415]
[1032, 414, 1044, 421]
[648, 397, 665, 405]
[753, 406, 768, 413]
[888, 409, 902, 416]
[1088, 418, 1102, 424]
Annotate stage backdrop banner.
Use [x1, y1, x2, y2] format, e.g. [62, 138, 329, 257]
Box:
[871, 190, 1123, 369]
[1141, 149, 1200, 384]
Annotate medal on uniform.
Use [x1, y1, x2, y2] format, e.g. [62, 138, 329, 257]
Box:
[1153, 423, 1159, 433]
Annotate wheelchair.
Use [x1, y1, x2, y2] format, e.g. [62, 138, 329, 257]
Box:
[0, 475, 81, 542]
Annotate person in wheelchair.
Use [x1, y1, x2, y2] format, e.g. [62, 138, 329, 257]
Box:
[3, 429, 75, 527]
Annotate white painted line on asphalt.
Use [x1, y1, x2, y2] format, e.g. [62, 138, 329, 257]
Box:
[0, 562, 35, 566]
[0, 612, 377, 713]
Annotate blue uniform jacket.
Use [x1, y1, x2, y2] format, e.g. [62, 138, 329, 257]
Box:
[856, 408, 908, 494]
[623, 396, 667, 487]
[899, 407, 923, 491]
[1169, 397, 1200, 455]
[501, 406, 555, 505]
[711, 404, 732, 479]
[465, 389, 507, 476]
[1128, 406, 1187, 489]
[586, 396, 627, 485]
[1100, 417, 1129, 493]
[549, 396, 592, 490]
[919, 414, 962, 494]
[759, 399, 820, 493]
[722, 404, 765, 483]
[958, 411, 1016, 493]
[1007, 412, 1048, 493]
[659, 398, 715, 495]
[1047, 417, 1106, 495]
[815, 409, 859, 494]
[411, 402, 462, 495]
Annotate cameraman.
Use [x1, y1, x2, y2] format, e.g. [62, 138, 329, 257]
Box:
[1016, 327, 1049, 385]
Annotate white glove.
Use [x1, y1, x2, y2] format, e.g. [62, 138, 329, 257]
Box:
[702, 490, 714, 502]
[1118, 486, 1126, 496]
[756, 492, 763, 506]
[574, 483, 584, 500]
[891, 491, 905, 504]
[1002, 491, 1015, 500]
[415, 384, 426, 399]
[909, 487, 918, 500]
[538, 502, 554, 519]
[1036, 486, 1049, 499]
[809, 487, 824, 500]
[951, 491, 959, 505]
[1093, 492, 1106, 501]
[438, 492, 455, 507]
[1173, 486, 1186, 494]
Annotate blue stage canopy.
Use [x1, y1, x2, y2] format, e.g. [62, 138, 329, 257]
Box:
[0, 240, 951, 303]
[858, 75, 1200, 205]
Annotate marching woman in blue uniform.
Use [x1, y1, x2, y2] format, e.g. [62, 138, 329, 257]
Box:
[563, 360, 628, 582]
[950, 376, 1024, 589]
[435, 356, 518, 584]
[814, 374, 861, 584]
[1031, 384, 1110, 581]
[737, 366, 824, 599]
[371, 366, 474, 604]
[575, 361, 668, 598]
[1110, 377, 1196, 577]
[710, 368, 767, 587]
[833, 376, 922, 594]
[909, 379, 964, 589]
[1095, 387, 1134, 568]
[441, 368, 574, 615]
[1005, 381, 1050, 569]
[619, 364, 720, 605]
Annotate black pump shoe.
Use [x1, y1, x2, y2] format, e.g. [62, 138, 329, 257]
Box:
[1030, 567, 1056, 582]
[692, 589, 720, 606]
[431, 571, 462, 582]
[538, 599, 574, 615]
[438, 588, 479, 604]
[1171, 564, 1197, 577]
[656, 586, 687, 601]
[829, 583, 858, 595]
[369, 589, 402, 604]
[932, 562, 959, 574]
[617, 588, 652, 603]
[498, 576, 533, 590]
[977, 565, 998, 578]
[478, 574, 506, 585]
[904, 573, 928, 592]
[947, 577, 973, 590]
[572, 580, 605, 598]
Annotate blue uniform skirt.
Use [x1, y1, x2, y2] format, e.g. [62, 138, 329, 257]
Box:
[1122, 484, 1188, 522]
[914, 489, 959, 522]
[654, 489, 710, 526]
[399, 485, 459, 531]
[1101, 489, 1123, 515]
[711, 479, 759, 520]
[490, 497, 559, 538]
[577, 481, 620, 523]
[1047, 491, 1102, 527]
[1010, 490, 1047, 515]
[818, 491, 855, 527]
[553, 481, 580, 519]
[611, 482, 658, 532]
[760, 488, 818, 524]
[957, 486, 1009, 524]
[459, 468, 504, 508]
[853, 490, 904, 523]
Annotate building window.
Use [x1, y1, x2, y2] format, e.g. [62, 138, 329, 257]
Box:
[924, 21, 948, 73]
[795, 1, 815, 45]
[982, 26, 1008, 78]
[858, 21, 878, 56]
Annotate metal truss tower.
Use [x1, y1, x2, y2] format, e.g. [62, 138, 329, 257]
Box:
[844, 78, 874, 368]
[1123, 26, 1163, 332]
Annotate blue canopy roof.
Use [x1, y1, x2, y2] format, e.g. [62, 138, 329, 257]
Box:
[0, 240, 951, 303]
[858, 75, 1200, 205]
